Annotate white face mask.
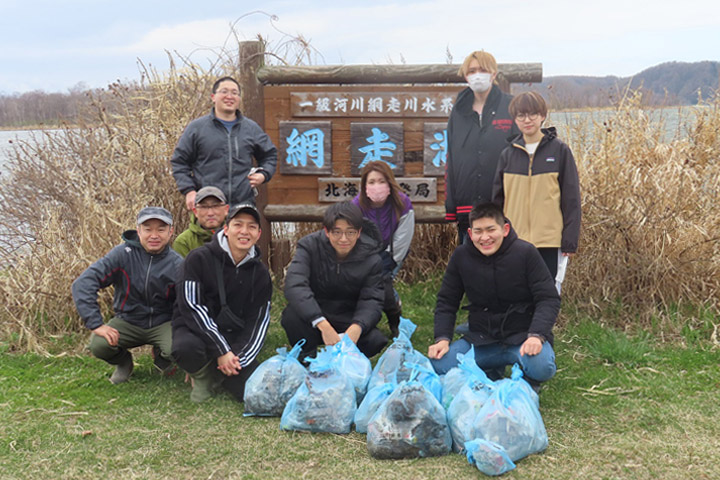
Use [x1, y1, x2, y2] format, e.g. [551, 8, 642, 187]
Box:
[467, 72, 493, 93]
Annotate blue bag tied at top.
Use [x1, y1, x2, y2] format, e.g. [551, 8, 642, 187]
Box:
[243, 339, 307, 417]
[280, 346, 357, 434]
[332, 334, 372, 403]
[465, 438, 516, 476]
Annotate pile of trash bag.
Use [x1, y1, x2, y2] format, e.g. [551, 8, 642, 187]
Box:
[366, 367, 451, 459]
[243, 340, 307, 417]
[280, 347, 357, 434]
[332, 334, 372, 403]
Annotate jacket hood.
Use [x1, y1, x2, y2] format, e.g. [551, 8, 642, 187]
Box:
[206, 229, 262, 265]
[508, 126, 558, 146]
[464, 224, 519, 260]
[315, 217, 383, 261]
[121, 229, 173, 257]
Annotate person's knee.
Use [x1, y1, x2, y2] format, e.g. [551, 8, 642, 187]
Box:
[358, 329, 388, 358]
[172, 332, 207, 373]
[523, 356, 557, 382]
[88, 335, 116, 361]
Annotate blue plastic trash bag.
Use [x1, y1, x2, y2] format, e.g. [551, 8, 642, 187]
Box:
[367, 368, 452, 459]
[280, 347, 357, 434]
[332, 334, 372, 403]
[440, 346, 488, 409]
[244, 340, 307, 416]
[367, 317, 433, 392]
[396, 361, 443, 404]
[493, 363, 539, 408]
[465, 438, 516, 476]
[447, 378, 495, 452]
[354, 381, 396, 434]
[472, 369, 548, 461]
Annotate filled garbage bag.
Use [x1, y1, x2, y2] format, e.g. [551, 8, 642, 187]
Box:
[447, 377, 496, 452]
[367, 369, 451, 459]
[465, 438, 516, 476]
[472, 366, 548, 461]
[367, 317, 433, 392]
[440, 346, 488, 409]
[280, 347, 357, 434]
[493, 363, 539, 409]
[244, 339, 307, 417]
[354, 381, 396, 434]
[332, 334, 372, 403]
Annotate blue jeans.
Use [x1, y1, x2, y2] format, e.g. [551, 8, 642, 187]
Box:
[430, 338, 557, 382]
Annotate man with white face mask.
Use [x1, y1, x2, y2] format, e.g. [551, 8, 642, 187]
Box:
[445, 51, 519, 244]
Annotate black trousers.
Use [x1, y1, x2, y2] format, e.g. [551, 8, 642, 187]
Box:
[172, 324, 259, 402]
[537, 247, 559, 280]
[280, 307, 388, 359]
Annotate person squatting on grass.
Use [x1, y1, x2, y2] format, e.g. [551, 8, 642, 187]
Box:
[281, 201, 389, 362]
[492, 91, 581, 293]
[172, 185, 229, 258]
[71, 207, 183, 384]
[428, 202, 560, 391]
[172, 204, 272, 403]
[170, 76, 278, 210]
[352, 161, 415, 338]
[444, 50, 519, 244]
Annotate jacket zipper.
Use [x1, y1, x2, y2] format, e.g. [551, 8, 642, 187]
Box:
[144, 256, 154, 328]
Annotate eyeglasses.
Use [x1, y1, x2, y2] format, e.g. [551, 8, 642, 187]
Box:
[515, 113, 540, 121]
[196, 203, 226, 211]
[328, 229, 359, 240]
[216, 89, 240, 97]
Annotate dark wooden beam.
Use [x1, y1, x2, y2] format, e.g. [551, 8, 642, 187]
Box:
[262, 204, 446, 224]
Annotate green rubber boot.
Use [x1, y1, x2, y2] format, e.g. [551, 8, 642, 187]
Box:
[189, 362, 222, 403]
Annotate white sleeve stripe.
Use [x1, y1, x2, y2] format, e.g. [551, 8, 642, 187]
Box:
[184, 280, 231, 353]
[238, 301, 271, 367]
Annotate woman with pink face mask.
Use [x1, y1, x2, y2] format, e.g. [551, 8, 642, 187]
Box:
[352, 161, 414, 337]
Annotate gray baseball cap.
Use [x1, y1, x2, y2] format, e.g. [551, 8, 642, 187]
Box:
[226, 203, 261, 224]
[137, 206, 173, 226]
[195, 186, 227, 204]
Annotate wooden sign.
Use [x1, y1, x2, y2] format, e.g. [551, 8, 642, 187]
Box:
[423, 122, 448, 176]
[291, 92, 455, 118]
[278, 121, 332, 174]
[319, 177, 437, 203]
[350, 122, 404, 176]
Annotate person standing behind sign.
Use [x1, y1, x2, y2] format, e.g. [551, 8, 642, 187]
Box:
[445, 51, 519, 244]
[170, 76, 278, 210]
[351, 161, 414, 338]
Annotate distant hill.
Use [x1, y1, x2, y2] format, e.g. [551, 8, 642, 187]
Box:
[512, 61, 720, 108]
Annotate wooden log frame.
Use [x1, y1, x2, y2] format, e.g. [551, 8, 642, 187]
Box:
[263, 204, 445, 224]
[257, 63, 542, 86]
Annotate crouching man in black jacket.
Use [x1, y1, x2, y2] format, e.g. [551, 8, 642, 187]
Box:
[282, 201, 388, 361]
[172, 204, 272, 403]
[428, 203, 560, 390]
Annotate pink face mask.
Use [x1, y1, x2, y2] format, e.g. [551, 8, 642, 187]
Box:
[366, 182, 391, 204]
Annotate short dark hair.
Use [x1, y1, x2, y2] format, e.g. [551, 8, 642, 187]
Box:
[323, 201, 364, 230]
[212, 76, 241, 94]
[469, 202, 506, 227]
[509, 91, 548, 119]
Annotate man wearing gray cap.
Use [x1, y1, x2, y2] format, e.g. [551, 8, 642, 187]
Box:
[172, 203, 272, 402]
[72, 207, 183, 384]
[173, 186, 229, 257]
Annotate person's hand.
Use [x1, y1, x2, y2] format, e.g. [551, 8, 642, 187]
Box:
[92, 324, 119, 347]
[345, 324, 362, 344]
[185, 190, 197, 211]
[248, 172, 265, 188]
[428, 340, 449, 360]
[217, 351, 241, 376]
[317, 320, 341, 346]
[519, 337, 543, 356]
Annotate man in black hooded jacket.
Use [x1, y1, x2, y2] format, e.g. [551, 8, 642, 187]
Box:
[428, 203, 560, 388]
[282, 201, 388, 360]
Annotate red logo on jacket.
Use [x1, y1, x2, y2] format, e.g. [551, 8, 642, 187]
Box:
[493, 119, 513, 132]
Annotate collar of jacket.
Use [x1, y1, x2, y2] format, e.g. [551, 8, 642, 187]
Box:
[210, 107, 244, 124]
[509, 126, 558, 147]
[215, 230, 258, 267]
[188, 214, 217, 240]
[455, 84, 503, 118]
[464, 224, 519, 259]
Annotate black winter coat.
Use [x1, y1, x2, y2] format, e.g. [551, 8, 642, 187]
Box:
[283, 220, 384, 333]
[445, 85, 518, 221]
[173, 233, 272, 367]
[434, 226, 560, 346]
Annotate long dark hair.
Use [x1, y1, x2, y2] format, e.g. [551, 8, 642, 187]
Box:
[357, 161, 405, 221]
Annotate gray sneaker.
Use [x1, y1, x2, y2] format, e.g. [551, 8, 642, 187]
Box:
[110, 353, 134, 384]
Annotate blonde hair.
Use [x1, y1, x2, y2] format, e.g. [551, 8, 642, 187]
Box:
[458, 51, 498, 77]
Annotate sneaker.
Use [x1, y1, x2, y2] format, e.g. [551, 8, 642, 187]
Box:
[152, 346, 176, 375]
[110, 352, 134, 384]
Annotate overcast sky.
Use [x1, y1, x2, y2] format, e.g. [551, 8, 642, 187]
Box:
[2, 0, 719, 94]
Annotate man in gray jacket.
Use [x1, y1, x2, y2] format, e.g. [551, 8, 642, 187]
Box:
[170, 76, 277, 210]
[72, 207, 183, 384]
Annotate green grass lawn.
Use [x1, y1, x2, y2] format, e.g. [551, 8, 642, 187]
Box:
[1, 277, 719, 480]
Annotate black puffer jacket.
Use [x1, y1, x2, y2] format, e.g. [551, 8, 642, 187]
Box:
[445, 85, 518, 222]
[72, 230, 183, 330]
[173, 233, 272, 366]
[283, 220, 384, 333]
[434, 226, 560, 346]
